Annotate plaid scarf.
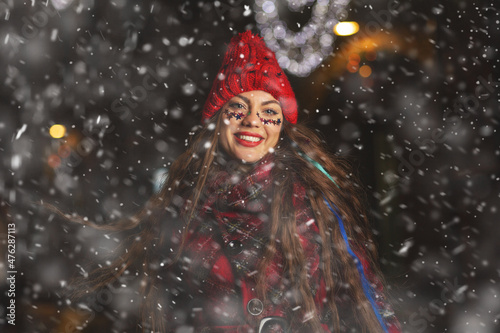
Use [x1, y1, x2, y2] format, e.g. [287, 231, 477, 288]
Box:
[175, 154, 301, 330]
[165, 153, 400, 332]
[184, 153, 279, 282]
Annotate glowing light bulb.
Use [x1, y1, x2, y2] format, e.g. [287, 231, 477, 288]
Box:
[334, 22, 360, 36]
[50, 124, 66, 138]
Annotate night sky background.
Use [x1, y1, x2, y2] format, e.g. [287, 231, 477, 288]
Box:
[1, 0, 499, 332]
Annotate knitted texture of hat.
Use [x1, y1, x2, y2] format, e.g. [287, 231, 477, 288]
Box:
[201, 31, 298, 124]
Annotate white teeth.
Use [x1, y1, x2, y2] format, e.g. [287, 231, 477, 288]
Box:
[237, 134, 262, 142]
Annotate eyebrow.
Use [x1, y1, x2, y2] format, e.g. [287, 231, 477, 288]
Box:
[234, 95, 281, 108]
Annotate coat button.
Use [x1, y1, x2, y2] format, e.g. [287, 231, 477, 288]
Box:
[226, 240, 243, 255]
[247, 298, 264, 316]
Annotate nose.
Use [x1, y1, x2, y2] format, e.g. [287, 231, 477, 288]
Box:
[241, 108, 261, 127]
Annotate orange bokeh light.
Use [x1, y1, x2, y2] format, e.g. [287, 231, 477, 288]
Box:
[48, 154, 61, 168]
[348, 53, 361, 64]
[359, 65, 372, 77]
[347, 62, 359, 73]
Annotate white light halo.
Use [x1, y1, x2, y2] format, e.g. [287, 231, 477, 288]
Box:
[254, 0, 351, 77]
[51, 0, 75, 11]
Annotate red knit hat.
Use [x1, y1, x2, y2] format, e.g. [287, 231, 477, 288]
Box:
[201, 31, 298, 124]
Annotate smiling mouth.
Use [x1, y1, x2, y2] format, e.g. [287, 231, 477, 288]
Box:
[236, 134, 262, 142]
[234, 133, 264, 147]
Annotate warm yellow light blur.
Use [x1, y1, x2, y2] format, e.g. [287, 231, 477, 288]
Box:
[359, 65, 372, 77]
[334, 22, 359, 36]
[49, 124, 66, 138]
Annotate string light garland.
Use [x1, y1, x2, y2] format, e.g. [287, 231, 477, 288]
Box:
[254, 0, 351, 77]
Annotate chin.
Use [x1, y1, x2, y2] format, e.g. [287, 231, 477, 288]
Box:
[237, 153, 263, 164]
[239, 157, 260, 164]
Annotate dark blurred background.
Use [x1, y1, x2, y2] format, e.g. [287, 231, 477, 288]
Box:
[0, 0, 499, 332]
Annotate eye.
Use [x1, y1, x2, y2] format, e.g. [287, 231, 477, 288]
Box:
[230, 102, 245, 109]
[263, 108, 278, 116]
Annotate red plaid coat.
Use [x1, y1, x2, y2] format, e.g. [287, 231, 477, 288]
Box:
[162, 156, 400, 332]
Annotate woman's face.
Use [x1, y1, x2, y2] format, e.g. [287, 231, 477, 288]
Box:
[219, 90, 283, 163]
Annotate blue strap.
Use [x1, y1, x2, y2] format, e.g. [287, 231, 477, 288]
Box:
[324, 199, 389, 333]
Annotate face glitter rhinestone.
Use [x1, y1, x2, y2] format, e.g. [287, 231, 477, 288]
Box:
[256, 112, 282, 126]
[224, 109, 247, 120]
[224, 109, 281, 126]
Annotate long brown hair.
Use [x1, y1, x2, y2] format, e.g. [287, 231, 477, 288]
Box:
[51, 109, 386, 332]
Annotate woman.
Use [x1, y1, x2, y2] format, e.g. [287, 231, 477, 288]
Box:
[66, 31, 400, 332]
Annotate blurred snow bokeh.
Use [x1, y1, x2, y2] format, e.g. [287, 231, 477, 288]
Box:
[0, 1, 498, 332]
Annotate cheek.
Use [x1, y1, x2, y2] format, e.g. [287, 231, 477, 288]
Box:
[266, 125, 282, 145]
[224, 119, 238, 135]
[220, 119, 237, 145]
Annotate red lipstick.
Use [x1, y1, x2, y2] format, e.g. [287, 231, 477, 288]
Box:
[234, 132, 264, 147]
